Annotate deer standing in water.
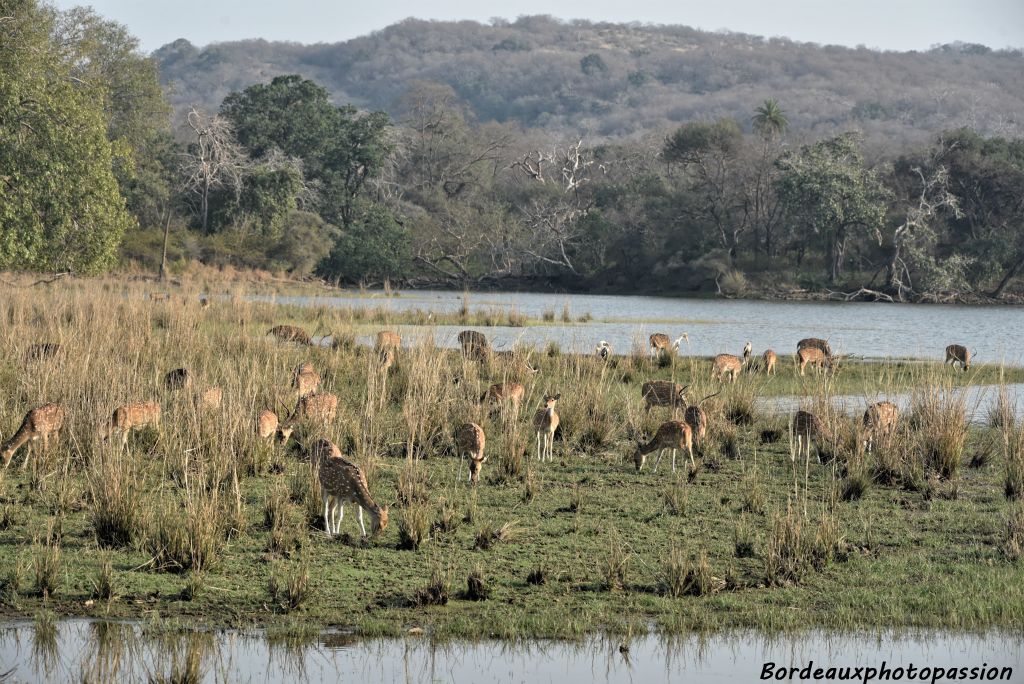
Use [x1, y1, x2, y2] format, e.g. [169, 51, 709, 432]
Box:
[312, 438, 389, 537]
[455, 422, 486, 484]
[99, 401, 161, 449]
[633, 420, 694, 473]
[2, 403, 66, 470]
[533, 393, 560, 462]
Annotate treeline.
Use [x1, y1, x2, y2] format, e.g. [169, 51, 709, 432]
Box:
[3, 2, 1023, 300]
[153, 16, 1024, 148]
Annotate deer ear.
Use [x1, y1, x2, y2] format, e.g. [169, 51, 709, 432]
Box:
[554, 393, 561, 400]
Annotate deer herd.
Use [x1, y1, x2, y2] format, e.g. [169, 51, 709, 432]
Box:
[0, 319, 976, 539]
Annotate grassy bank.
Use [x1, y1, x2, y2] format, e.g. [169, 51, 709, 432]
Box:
[0, 279, 1023, 639]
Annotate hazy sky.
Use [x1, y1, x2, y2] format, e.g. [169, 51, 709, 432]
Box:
[50, 0, 1024, 53]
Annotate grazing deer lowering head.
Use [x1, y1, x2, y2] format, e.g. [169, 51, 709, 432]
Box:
[256, 410, 279, 442]
[944, 344, 971, 371]
[268, 325, 313, 346]
[862, 401, 899, 453]
[99, 401, 161, 449]
[532, 393, 560, 462]
[26, 343, 62, 362]
[378, 347, 396, 372]
[375, 331, 401, 351]
[791, 410, 821, 462]
[458, 330, 491, 361]
[198, 386, 222, 412]
[796, 347, 833, 376]
[797, 338, 833, 358]
[2, 403, 66, 470]
[278, 392, 339, 443]
[455, 422, 487, 485]
[649, 333, 688, 358]
[641, 380, 688, 414]
[292, 362, 321, 398]
[481, 382, 525, 415]
[634, 420, 694, 473]
[762, 349, 778, 375]
[712, 354, 744, 383]
[311, 438, 388, 537]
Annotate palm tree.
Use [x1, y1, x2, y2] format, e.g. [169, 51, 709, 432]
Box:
[752, 99, 789, 140]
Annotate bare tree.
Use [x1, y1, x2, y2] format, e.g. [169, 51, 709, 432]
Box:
[180, 106, 247, 233]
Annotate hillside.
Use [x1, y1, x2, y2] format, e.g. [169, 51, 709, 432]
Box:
[154, 16, 1024, 147]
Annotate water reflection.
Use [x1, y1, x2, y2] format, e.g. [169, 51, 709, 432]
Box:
[0, 620, 1021, 683]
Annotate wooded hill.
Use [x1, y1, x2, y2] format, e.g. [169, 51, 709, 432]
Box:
[154, 16, 1024, 149]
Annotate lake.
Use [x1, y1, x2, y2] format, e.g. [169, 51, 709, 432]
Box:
[254, 290, 1024, 364]
[1, 620, 1020, 683]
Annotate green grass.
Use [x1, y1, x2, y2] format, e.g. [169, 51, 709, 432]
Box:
[0, 279, 1022, 640]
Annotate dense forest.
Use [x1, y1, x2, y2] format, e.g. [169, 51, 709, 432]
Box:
[3, 2, 1024, 300]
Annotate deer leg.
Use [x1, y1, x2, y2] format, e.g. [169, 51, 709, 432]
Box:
[688, 444, 695, 467]
[671, 448, 677, 473]
[336, 504, 344, 534]
[652, 448, 664, 473]
[323, 494, 332, 535]
[536, 432, 541, 462]
[358, 507, 367, 537]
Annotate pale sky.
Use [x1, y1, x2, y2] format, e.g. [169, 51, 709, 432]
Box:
[49, 0, 1024, 53]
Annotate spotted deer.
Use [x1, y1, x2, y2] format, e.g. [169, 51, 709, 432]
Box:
[256, 410, 279, 442]
[378, 347, 395, 372]
[862, 401, 899, 453]
[455, 422, 486, 485]
[641, 380, 688, 413]
[762, 349, 778, 375]
[198, 387, 222, 412]
[792, 410, 822, 461]
[2, 403, 66, 470]
[481, 382, 525, 415]
[649, 333, 687, 358]
[797, 338, 833, 358]
[683, 390, 720, 449]
[311, 438, 389, 537]
[375, 331, 401, 351]
[796, 347, 833, 376]
[945, 344, 971, 371]
[26, 343, 62, 361]
[712, 354, 744, 382]
[633, 420, 694, 473]
[268, 325, 312, 346]
[292, 362, 321, 398]
[458, 330, 491, 361]
[533, 393, 560, 462]
[99, 401, 161, 448]
[277, 392, 339, 443]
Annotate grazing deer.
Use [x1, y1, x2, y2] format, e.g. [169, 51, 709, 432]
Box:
[797, 338, 833, 358]
[2, 403, 66, 470]
[796, 347, 833, 376]
[533, 393, 560, 462]
[26, 343, 62, 361]
[278, 392, 339, 443]
[633, 420, 694, 473]
[455, 422, 487, 484]
[163, 368, 192, 391]
[945, 344, 971, 371]
[256, 410, 279, 442]
[458, 330, 491, 361]
[712, 354, 744, 382]
[375, 331, 401, 351]
[762, 349, 778, 375]
[268, 325, 312, 346]
[792, 410, 821, 462]
[378, 347, 396, 372]
[862, 401, 899, 453]
[149, 293, 171, 302]
[649, 333, 687, 358]
[481, 382, 525, 414]
[642, 380, 688, 413]
[99, 401, 161, 448]
[595, 341, 612, 361]
[311, 438, 389, 537]
[198, 387, 222, 412]
[292, 362, 321, 398]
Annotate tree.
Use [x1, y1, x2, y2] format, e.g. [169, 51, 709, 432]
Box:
[0, 0, 134, 273]
[776, 133, 890, 283]
[752, 99, 788, 140]
[322, 203, 410, 282]
[180, 107, 247, 233]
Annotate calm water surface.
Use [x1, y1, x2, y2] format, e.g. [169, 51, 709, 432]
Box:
[0, 620, 1020, 683]
[255, 290, 1024, 363]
